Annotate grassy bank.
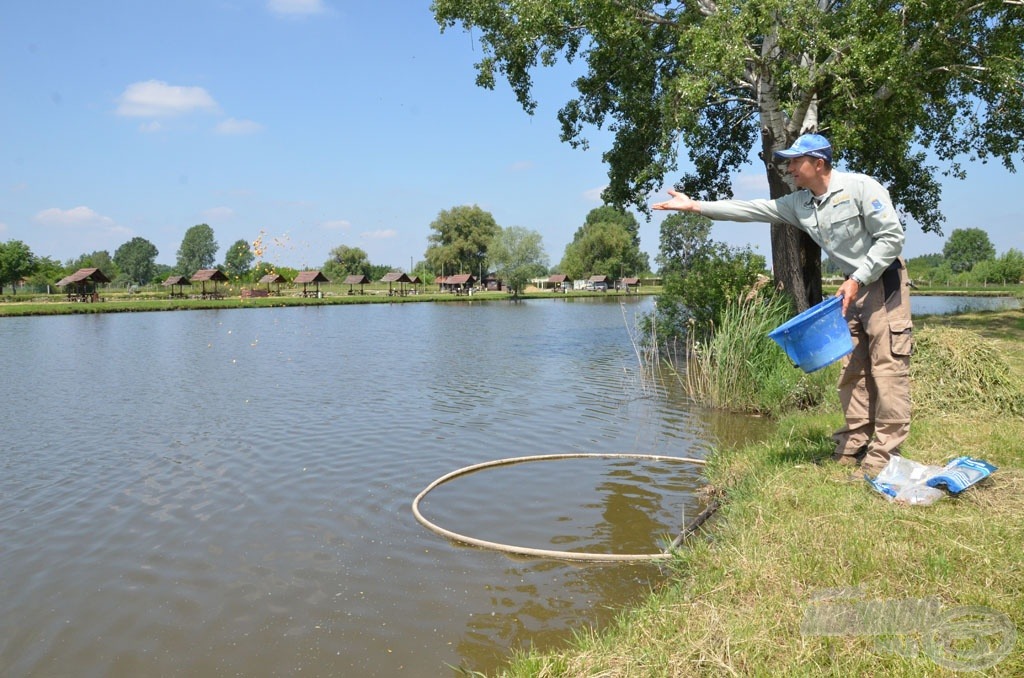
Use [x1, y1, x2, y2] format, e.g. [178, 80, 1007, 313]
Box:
[503, 309, 1024, 676]
[0, 287, 659, 317]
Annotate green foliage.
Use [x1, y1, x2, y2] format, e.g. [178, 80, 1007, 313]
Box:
[322, 244, 373, 281]
[0, 239, 36, 294]
[114, 237, 160, 285]
[487, 226, 549, 297]
[559, 206, 649, 280]
[684, 293, 838, 416]
[581, 205, 641, 246]
[424, 205, 500, 278]
[223, 239, 255, 281]
[943, 227, 996, 273]
[65, 250, 118, 281]
[434, 0, 1024, 304]
[176, 224, 218, 274]
[26, 256, 64, 291]
[651, 212, 768, 342]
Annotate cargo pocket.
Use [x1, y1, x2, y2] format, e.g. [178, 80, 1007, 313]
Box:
[890, 318, 914, 357]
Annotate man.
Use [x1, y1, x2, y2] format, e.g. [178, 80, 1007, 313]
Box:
[652, 133, 913, 476]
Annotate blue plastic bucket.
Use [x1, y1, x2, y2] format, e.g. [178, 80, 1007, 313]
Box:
[768, 296, 853, 373]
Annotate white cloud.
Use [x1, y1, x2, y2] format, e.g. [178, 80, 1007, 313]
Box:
[139, 120, 164, 133]
[583, 185, 606, 202]
[216, 117, 265, 135]
[32, 206, 132, 251]
[0, 221, 8, 234]
[35, 206, 117, 228]
[202, 206, 236, 221]
[268, 0, 327, 16]
[321, 219, 351, 231]
[360, 229, 396, 240]
[116, 80, 220, 118]
[509, 160, 533, 172]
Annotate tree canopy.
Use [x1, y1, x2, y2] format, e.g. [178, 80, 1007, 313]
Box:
[322, 244, 373, 281]
[655, 212, 768, 340]
[114, 237, 159, 285]
[66, 250, 117, 279]
[223, 239, 255, 280]
[425, 205, 501, 278]
[559, 206, 649, 280]
[433, 0, 1024, 309]
[487, 226, 549, 297]
[176, 224, 218, 275]
[943, 227, 996, 273]
[0, 240, 35, 294]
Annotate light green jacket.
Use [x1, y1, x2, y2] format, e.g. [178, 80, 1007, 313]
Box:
[699, 170, 905, 285]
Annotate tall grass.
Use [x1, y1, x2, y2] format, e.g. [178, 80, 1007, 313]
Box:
[684, 293, 838, 416]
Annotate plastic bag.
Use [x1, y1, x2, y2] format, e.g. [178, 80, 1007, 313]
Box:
[924, 456, 998, 494]
[867, 455, 997, 506]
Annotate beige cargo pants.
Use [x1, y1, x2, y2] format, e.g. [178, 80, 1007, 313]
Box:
[832, 259, 914, 473]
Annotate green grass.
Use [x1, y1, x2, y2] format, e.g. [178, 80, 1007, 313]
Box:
[500, 309, 1024, 676]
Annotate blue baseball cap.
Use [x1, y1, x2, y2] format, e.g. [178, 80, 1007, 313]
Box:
[773, 133, 832, 163]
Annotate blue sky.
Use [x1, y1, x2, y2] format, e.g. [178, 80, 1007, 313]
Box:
[2, 1, 1021, 273]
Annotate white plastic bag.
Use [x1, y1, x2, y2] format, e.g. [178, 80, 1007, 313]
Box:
[867, 455, 997, 506]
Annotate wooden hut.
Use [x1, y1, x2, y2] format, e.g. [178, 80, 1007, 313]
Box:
[587, 274, 610, 291]
[162, 274, 192, 298]
[548, 273, 569, 292]
[343, 274, 371, 295]
[190, 269, 229, 298]
[380, 270, 412, 297]
[620, 277, 640, 293]
[483, 274, 503, 291]
[442, 273, 476, 295]
[294, 270, 330, 297]
[408, 275, 422, 295]
[258, 272, 289, 295]
[56, 268, 111, 302]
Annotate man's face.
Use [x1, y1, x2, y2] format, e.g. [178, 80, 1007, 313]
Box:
[786, 155, 823, 189]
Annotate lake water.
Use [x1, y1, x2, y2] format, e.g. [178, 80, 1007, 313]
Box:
[910, 294, 1021, 316]
[0, 298, 770, 677]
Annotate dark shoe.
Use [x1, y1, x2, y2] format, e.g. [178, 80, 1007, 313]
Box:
[831, 444, 868, 467]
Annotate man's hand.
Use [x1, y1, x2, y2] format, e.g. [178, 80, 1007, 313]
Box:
[836, 278, 860, 315]
[652, 188, 700, 213]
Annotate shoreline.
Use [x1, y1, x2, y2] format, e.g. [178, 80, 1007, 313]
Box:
[500, 307, 1024, 675]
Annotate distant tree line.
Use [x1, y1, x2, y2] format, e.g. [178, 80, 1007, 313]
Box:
[1, 204, 653, 296]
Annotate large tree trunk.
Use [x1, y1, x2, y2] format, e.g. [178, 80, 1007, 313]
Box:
[764, 130, 822, 312]
[756, 37, 823, 313]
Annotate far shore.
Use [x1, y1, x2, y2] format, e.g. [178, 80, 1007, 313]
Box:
[3, 283, 1020, 318]
[0, 286, 660, 317]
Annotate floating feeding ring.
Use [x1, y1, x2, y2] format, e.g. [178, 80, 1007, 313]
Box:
[412, 453, 708, 562]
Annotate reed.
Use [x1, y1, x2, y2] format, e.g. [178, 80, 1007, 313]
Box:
[684, 294, 837, 416]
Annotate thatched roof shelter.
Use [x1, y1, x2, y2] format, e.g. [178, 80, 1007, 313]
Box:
[548, 273, 569, 291]
[380, 270, 412, 296]
[56, 268, 111, 301]
[436, 274, 475, 294]
[343, 274, 371, 294]
[162, 274, 192, 297]
[258, 272, 288, 294]
[190, 269, 229, 297]
[294, 270, 329, 297]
